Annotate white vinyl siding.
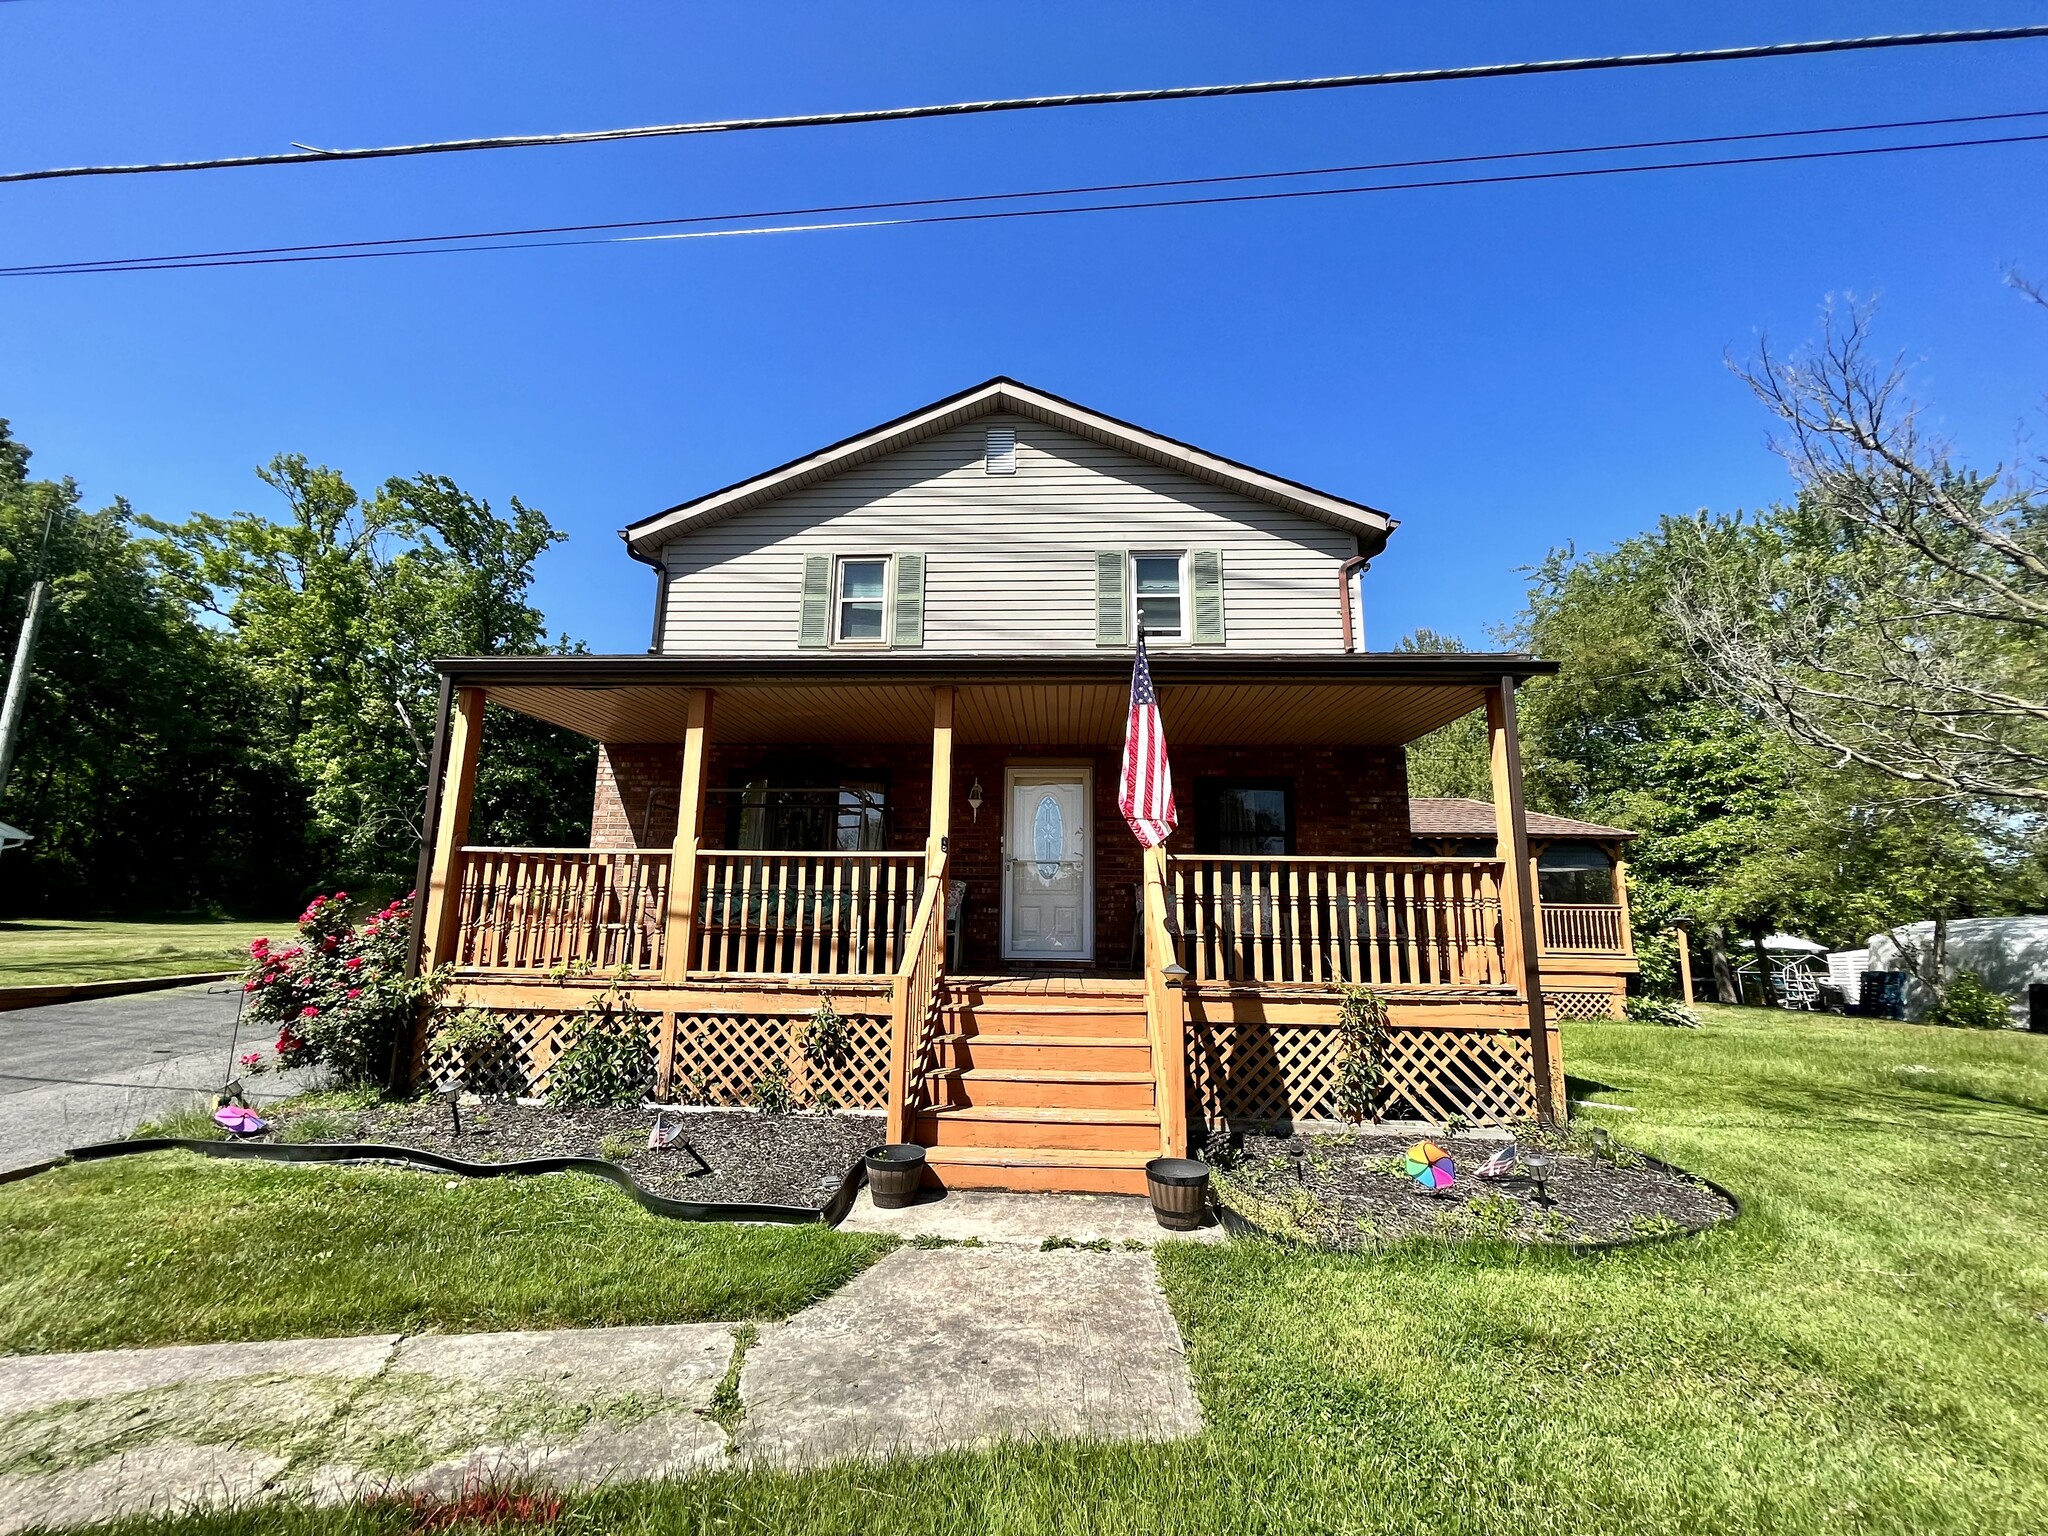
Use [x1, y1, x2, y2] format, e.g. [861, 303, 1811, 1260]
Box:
[656, 413, 1357, 654]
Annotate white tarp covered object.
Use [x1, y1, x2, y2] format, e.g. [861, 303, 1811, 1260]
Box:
[1864, 916, 2048, 1024]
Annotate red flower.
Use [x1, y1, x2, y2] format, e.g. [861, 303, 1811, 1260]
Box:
[300, 1005, 320, 1018]
[344, 956, 364, 970]
[347, 988, 362, 1000]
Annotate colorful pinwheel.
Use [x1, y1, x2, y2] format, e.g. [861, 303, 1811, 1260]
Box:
[212, 1105, 269, 1137]
[1404, 1139, 1455, 1191]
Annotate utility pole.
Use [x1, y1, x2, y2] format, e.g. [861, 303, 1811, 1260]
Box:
[0, 577, 50, 802]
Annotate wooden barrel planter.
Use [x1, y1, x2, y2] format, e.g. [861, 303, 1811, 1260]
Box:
[865, 1144, 928, 1209]
[1145, 1157, 1210, 1231]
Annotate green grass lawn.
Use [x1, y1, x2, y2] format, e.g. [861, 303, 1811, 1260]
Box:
[14, 1005, 2048, 1534]
[0, 1156, 891, 1353]
[0, 917, 288, 987]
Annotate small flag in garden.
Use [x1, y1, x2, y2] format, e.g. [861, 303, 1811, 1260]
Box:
[1404, 1139, 1455, 1190]
[212, 1105, 268, 1137]
[1118, 633, 1178, 847]
[1475, 1143, 1518, 1180]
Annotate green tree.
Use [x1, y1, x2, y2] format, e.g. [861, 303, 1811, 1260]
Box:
[144, 457, 593, 890]
[1399, 630, 1491, 799]
[0, 422, 306, 914]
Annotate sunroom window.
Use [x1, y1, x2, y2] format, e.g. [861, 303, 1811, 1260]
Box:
[1537, 845, 1617, 905]
[1131, 552, 1185, 640]
[836, 557, 888, 643]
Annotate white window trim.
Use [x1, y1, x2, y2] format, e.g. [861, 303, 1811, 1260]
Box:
[1129, 549, 1190, 645]
[833, 554, 893, 648]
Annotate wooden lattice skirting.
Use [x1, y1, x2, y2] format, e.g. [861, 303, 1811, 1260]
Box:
[1187, 1020, 1537, 1128]
[418, 998, 892, 1110]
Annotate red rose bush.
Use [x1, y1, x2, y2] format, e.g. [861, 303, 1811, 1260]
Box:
[242, 891, 436, 1087]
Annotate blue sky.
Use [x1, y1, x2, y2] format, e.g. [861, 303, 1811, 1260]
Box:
[3, 2, 2045, 652]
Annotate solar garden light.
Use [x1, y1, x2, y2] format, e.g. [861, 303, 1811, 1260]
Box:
[1523, 1148, 1554, 1205]
[1590, 1126, 1613, 1160]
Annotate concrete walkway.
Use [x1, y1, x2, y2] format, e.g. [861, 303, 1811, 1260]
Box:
[838, 1186, 1228, 1246]
[0, 985, 315, 1175]
[0, 1248, 1201, 1529]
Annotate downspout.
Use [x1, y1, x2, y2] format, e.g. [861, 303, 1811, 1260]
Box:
[1337, 555, 1370, 652]
[623, 532, 668, 655]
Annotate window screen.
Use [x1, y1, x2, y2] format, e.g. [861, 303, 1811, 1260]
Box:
[1195, 778, 1294, 855]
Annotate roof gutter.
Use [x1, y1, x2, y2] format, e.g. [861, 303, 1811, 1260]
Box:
[620, 536, 667, 655]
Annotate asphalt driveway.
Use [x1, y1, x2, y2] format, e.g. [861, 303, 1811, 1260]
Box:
[0, 985, 314, 1175]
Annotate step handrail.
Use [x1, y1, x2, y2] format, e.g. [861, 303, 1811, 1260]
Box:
[887, 855, 949, 1143]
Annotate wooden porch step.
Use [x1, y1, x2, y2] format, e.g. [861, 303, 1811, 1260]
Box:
[939, 1009, 1147, 1038]
[914, 1104, 1160, 1152]
[922, 1066, 1156, 1111]
[921, 1145, 1155, 1196]
[932, 1033, 1154, 1073]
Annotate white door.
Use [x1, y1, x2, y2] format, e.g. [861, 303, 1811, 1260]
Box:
[1003, 769, 1093, 961]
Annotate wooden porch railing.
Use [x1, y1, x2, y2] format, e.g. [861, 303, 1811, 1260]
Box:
[451, 848, 670, 973]
[1170, 855, 1509, 987]
[1538, 903, 1628, 955]
[693, 851, 924, 976]
[887, 857, 950, 1143]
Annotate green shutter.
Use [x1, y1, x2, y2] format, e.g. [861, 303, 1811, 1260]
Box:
[892, 552, 925, 648]
[1191, 548, 1225, 644]
[1095, 550, 1129, 646]
[798, 554, 831, 647]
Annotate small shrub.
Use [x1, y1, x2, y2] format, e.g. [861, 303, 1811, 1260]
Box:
[1624, 996, 1703, 1029]
[1335, 984, 1391, 1123]
[749, 1064, 794, 1115]
[598, 1134, 639, 1163]
[1928, 972, 2011, 1031]
[240, 891, 442, 1087]
[430, 1007, 506, 1094]
[549, 987, 654, 1107]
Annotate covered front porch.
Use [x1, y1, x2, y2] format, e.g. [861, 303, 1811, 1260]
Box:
[407, 654, 1577, 1185]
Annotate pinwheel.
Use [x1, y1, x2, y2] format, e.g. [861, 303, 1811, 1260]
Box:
[1404, 1139, 1455, 1191]
[212, 1105, 269, 1137]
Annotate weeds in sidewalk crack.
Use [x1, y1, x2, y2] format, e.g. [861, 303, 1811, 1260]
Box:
[699, 1324, 757, 1454]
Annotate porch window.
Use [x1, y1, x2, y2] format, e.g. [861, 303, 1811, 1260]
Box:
[1131, 552, 1186, 640]
[732, 778, 888, 851]
[835, 557, 889, 644]
[1194, 777, 1294, 855]
[1537, 844, 1616, 905]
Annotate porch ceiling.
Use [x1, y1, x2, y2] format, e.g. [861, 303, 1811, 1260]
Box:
[457, 653, 1552, 749]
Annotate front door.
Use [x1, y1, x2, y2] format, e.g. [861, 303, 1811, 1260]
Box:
[1002, 767, 1093, 961]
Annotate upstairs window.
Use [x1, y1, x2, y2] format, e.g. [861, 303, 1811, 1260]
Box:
[836, 557, 889, 644]
[1195, 778, 1294, 855]
[1131, 552, 1186, 640]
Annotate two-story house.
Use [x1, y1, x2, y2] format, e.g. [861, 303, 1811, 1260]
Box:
[409, 379, 1638, 1194]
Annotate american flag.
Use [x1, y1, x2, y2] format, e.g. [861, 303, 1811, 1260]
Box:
[1119, 635, 1178, 847]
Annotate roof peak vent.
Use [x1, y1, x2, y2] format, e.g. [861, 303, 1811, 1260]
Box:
[985, 427, 1016, 475]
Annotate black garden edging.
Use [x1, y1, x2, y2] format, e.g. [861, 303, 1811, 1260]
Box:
[1214, 1151, 1743, 1255]
[61, 1137, 868, 1227]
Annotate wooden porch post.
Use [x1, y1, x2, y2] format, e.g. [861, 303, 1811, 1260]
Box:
[420, 686, 486, 974]
[1487, 677, 1560, 1123]
[1673, 925, 1695, 1004]
[1612, 844, 1635, 954]
[660, 688, 714, 983]
[927, 686, 954, 868]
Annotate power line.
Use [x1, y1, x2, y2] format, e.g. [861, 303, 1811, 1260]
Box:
[11, 107, 2042, 276]
[5, 26, 2048, 185]
[10, 125, 2043, 277]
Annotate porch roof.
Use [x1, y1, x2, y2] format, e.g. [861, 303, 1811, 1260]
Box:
[434, 651, 1556, 749]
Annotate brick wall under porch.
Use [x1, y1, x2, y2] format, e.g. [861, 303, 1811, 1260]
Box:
[590, 740, 1412, 973]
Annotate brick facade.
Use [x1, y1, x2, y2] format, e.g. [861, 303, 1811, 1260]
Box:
[592, 735, 1411, 973]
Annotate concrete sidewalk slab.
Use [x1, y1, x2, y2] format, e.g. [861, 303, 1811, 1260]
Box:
[737, 1247, 1202, 1467]
[838, 1186, 1228, 1246]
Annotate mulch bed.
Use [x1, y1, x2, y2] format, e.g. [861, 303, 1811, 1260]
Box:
[256, 1101, 883, 1208]
[1212, 1128, 1734, 1248]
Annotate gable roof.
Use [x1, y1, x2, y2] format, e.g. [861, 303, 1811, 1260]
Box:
[1409, 797, 1638, 842]
[622, 377, 1398, 558]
